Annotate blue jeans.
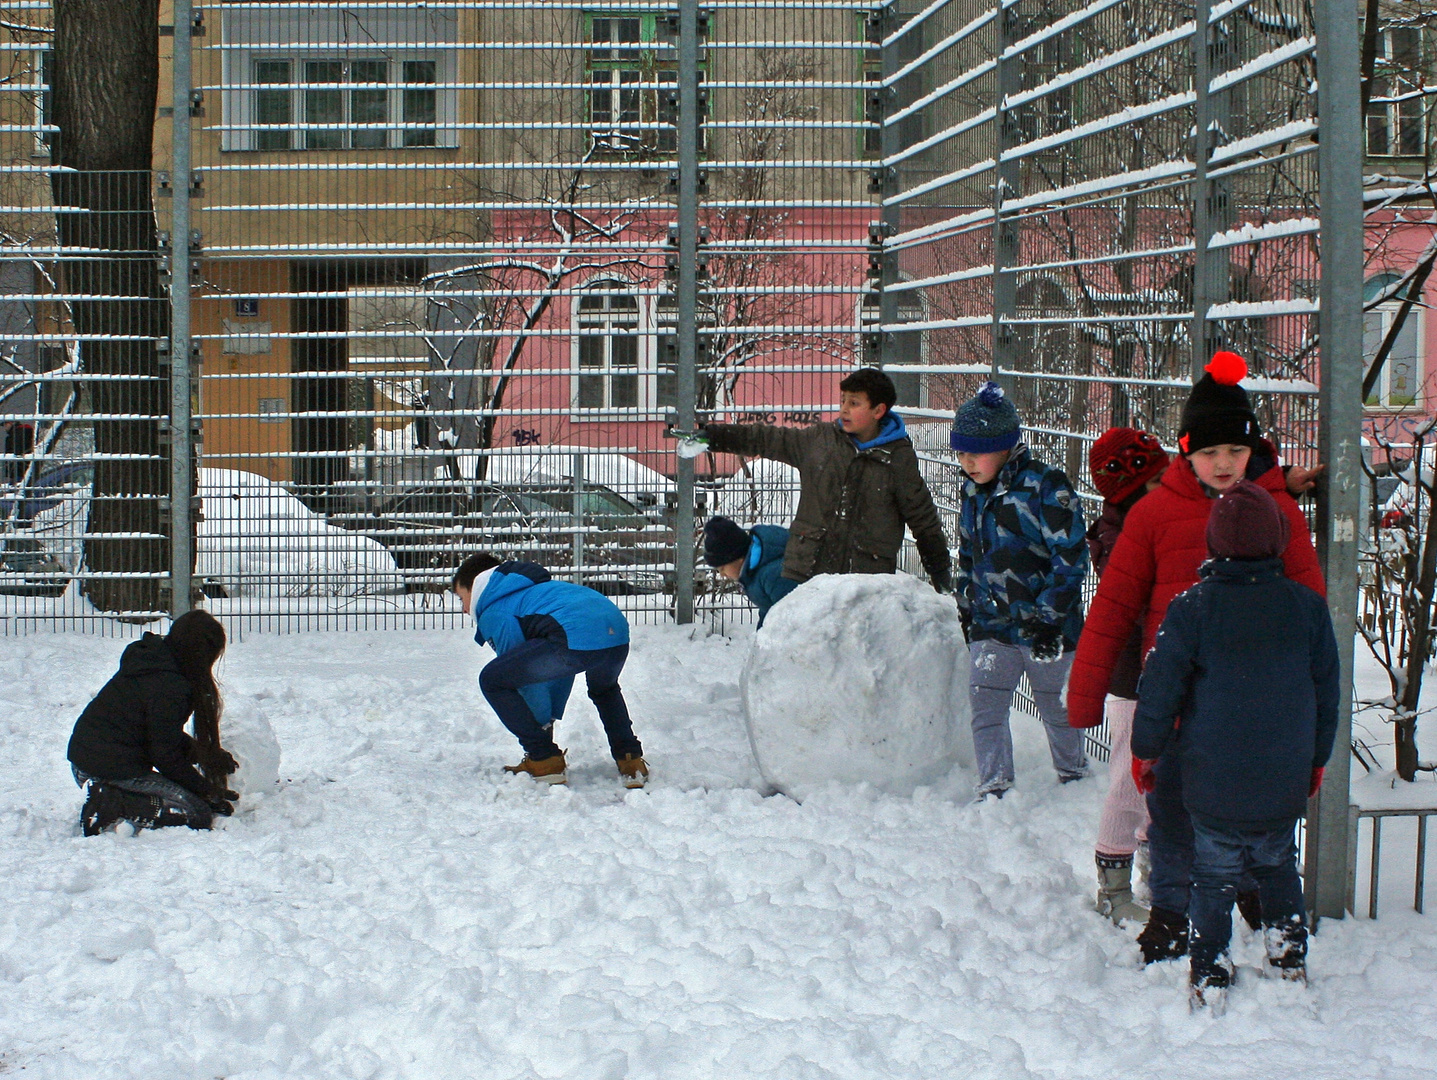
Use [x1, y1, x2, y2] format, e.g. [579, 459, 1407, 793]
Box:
[1188, 816, 1305, 982]
[72, 765, 214, 829]
[1146, 755, 1260, 916]
[1145, 755, 1194, 914]
[480, 641, 641, 760]
[967, 640, 1088, 792]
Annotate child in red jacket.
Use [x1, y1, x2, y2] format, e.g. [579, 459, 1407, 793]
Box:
[1068, 352, 1325, 963]
[1085, 428, 1168, 926]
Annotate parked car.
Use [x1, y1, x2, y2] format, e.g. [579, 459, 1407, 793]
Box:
[0, 535, 68, 596]
[0, 461, 93, 525]
[0, 464, 407, 599]
[339, 479, 672, 594]
[450, 448, 678, 523]
[196, 469, 406, 598]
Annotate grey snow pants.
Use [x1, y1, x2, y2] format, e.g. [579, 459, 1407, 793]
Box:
[968, 638, 1088, 793]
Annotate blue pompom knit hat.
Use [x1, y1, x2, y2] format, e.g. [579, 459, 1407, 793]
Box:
[950, 381, 1021, 453]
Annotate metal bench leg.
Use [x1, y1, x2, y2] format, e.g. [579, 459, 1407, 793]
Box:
[1370, 816, 1382, 920]
[1418, 815, 1428, 915]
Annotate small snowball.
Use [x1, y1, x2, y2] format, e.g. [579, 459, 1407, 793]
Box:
[222, 695, 282, 797]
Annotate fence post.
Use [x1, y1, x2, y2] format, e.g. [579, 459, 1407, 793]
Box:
[672, 0, 700, 624]
[875, 1, 899, 370]
[571, 451, 585, 583]
[1306, 0, 1364, 923]
[1189, 0, 1232, 376]
[990, 0, 1018, 389]
[168, 0, 196, 618]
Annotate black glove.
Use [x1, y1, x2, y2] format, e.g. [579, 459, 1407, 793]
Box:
[958, 610, 972, 644]
[1026, 624, 1065, 664]
[207, 798, 235, 817]
[930, 568, 954, 595]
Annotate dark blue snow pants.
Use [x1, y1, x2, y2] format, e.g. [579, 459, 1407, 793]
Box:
[480, 640, 641, 761]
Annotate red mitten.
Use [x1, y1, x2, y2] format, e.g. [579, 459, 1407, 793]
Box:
[1309, 766, 1325, 798]
[1131, 757, 1158, 795]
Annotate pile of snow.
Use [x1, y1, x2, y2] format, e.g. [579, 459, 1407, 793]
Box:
[741, 573, 970, 798]
[197, 468, 404, 597]
[1, 627, 1435, 1077]
[711, 457, 801, 524]
[220, 694, 281, 798]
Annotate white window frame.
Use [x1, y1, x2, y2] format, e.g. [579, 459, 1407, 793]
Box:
[220, 6, 459, 152]
[1364, 300, 1425, 413]
[231, 54, 455, 152]
[32, 43, 52, 156]
[571, 280, 645, 418]
[1366, 26, 1428, 159]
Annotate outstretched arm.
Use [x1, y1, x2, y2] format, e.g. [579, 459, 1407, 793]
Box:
[702, 422, 811, 467]
[895, 458, 952, 588]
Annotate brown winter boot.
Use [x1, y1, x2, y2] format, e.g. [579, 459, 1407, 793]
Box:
[504, 751, 568, 785]
[616, 754, 649, 790]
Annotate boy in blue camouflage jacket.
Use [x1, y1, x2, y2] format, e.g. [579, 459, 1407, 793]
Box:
[951, 382, 1090, 799]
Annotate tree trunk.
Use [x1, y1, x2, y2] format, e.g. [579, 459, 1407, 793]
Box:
[50, 0, 167, 613]
[1395, 716, 1421, 783]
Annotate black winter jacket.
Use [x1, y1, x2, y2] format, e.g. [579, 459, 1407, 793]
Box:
[67, 633, 211, 797]
[1132, 558, 1340, 829]
[703, 415, 951, 587]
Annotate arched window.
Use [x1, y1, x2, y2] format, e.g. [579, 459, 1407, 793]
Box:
[573, 280, 640, 411]
[1365, 272, 1423, 411]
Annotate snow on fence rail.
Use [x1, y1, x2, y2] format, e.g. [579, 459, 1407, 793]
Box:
[0, 0, 1351, 646]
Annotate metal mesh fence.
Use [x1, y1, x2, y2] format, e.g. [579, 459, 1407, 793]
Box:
[0, 1, 885, 631]
[0, 0, 1353, 640]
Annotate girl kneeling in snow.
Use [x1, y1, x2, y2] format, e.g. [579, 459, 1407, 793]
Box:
[67, 610, 238, 835]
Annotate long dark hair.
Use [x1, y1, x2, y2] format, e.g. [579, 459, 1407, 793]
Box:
[166, 610, 232, 788]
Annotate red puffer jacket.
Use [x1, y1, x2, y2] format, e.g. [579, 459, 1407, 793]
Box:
[1067, 443, 1324, 729]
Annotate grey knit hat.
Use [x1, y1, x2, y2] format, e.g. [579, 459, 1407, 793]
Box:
[950, 381, 1021, 453]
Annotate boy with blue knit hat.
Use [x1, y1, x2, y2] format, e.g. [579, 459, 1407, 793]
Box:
[952, 382, 1090, 799]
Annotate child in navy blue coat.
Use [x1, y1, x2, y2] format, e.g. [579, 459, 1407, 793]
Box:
[1131, 480, 1338, 1006]
[702, 516, 798, 627]
[453, 554, 647, 788]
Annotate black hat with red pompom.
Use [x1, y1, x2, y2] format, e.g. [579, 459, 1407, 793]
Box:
[1178, 351, 1261, 455]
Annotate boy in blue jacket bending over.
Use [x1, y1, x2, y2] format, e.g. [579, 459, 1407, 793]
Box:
[702, 516, 798, 628]
[453, 554, 647, 788]
[1132, 481, 1338, 1007]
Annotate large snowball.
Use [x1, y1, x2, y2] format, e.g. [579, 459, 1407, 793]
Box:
[221, 696, 282, 798]
[741, 574, 970, 799]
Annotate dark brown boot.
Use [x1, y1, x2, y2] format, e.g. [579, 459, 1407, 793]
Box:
[1137, 906, 1189, 965]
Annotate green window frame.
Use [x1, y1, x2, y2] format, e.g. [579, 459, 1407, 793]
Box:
[585, 11, 706, 156]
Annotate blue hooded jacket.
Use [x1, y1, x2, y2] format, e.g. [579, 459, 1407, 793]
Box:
[1132, 557, 1340, 829]
[472, 562, 630, 721]
[739, 524, 798, 627]
[847, 412, 909, 452]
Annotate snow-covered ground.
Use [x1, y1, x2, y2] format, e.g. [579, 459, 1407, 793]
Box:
[2, 624, 1436, 1079]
